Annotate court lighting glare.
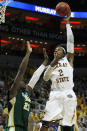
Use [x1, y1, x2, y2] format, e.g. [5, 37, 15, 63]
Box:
[25, 16, 39, 21]
[61, 21, 81, 24]
[0, 40, 11, 43]
[26, 44, 40, 48]
[74, 47, 83, 50]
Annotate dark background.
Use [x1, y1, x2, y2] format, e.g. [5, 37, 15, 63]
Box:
[18, 0, 87, 11]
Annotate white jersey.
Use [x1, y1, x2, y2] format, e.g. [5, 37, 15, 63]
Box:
[50, 56, 74, 91]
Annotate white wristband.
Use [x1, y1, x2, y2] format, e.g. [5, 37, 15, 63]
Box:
[28, 64, 45, 89]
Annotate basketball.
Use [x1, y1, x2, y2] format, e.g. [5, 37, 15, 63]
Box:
[56, 2, 71, 17]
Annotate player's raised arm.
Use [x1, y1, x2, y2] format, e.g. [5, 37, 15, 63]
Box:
[64, 13, 74, 67]
[9, 41, 32, 99]
[27, 48, 48, 92]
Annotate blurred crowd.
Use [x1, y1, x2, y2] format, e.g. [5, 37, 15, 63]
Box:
[0, 67, 87, 131]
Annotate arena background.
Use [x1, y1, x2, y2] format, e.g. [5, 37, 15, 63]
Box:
[0, 0, 87, 130]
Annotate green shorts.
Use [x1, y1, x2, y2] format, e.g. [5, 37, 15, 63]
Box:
[4, 127, 27, 131]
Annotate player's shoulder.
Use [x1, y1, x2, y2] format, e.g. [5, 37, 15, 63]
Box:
[65, 55, 74, 68]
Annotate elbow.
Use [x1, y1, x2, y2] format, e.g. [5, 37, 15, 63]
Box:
[43, 76, 49, 81]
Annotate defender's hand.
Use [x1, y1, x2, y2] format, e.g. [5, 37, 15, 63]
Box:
[43, 48, 48, 61]
[27, 41, 32, 54]
[43, 48, 49, 66]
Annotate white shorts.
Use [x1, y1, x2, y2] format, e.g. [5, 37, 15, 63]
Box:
[43, 89, 77, 126]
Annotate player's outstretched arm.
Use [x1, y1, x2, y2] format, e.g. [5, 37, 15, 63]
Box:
[9, 41, 32, 99]
[64, 13, 74, 67]
[27, 48, 48, 92]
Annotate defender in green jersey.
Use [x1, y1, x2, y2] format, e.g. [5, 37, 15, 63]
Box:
[5, 85, 31, 131]
[4, 42, 32, 131]
[4, 45, 48, 131]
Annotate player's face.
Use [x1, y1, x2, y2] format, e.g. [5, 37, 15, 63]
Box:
[54, 47, 64, 59]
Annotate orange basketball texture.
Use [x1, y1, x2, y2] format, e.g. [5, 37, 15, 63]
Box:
[56, 2, 71, 17]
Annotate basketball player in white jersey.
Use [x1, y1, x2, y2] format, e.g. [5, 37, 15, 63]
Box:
[40, 13, 77, 131]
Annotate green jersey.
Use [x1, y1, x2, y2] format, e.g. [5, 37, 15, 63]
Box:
[5, 89, 31, 130]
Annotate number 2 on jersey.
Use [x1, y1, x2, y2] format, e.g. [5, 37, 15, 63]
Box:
[59, 69, 63, 76]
